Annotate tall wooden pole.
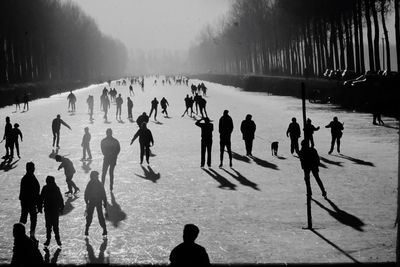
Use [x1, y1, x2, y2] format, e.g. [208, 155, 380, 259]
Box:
[301, 81, 312, 229]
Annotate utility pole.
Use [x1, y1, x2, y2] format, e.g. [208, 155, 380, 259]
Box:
[381, 37, 385, 69]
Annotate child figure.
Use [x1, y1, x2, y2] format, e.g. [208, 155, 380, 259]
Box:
[81, 127, 92, 161]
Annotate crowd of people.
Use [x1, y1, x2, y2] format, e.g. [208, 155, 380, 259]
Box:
[2, 75, 356, 266]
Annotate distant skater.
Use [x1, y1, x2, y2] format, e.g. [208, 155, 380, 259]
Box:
[87, 95, 94, 120]
[67, 91, 76, 112]
[2, 116, 13, 159]
[84, 171, 108, 237]
[129, 85, 134, 96]
[127, 97, 133, 119]
[51, 114, 71, 148]
[193, 93, 200, 114]
[23, 93, 29, 111]
[299, 140, 327, 198]
[304, 118, 319, 148]
[100, 128, 120, 191]
[130, 122, 154, 165]
[198, 96, 208, 118]
[182, 95, 193, 117]
[39, 176, 64, 247]
[286, 117, 301, 155]
[325, 116, 344, 154]
[240, 114, 256, 156]
[81, 127, 92, 160]
[218, 110, 233, 168]
[19, 162, 40, 242]
[169, 224, 210, 266]
[11, 123, 23, 158]
[15, 95, 21, 111]
[55, 155, 80, 195]
[103, 95, 110, 121]
[195, 117, 213, 168]
[136, 112, 150, 128]
[116, 94, 123, 120]
[149, 97, 159, 121]
[160, 97, 169, 117]
[11, 223, 43, 266]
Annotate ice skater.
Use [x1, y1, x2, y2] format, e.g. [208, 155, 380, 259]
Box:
[84, 171, 108, 237]
[136, 112, 149, 127]
[81, 127, 92, 161]
[100, 128, 120, 191]
[39, 176, 64, 247]
[67, 91, 76, 112]
[87, 95, 94, 120]
[130, 122, 154, 165]
[103, 94, 110, 121]
[51, 114, 71, 148]
[15, 95, 21, 111]
[325, 116, 344, 154]
[195, 117, 213, 168]
[198, 96, 208, 118]
[55, 155, 80, 196]
[11, 223, 43, 265]
[11, 123, 23, 158]
[218, 110, 233, 168]
[240, 114, 256, 156]
[127, 97, 133, 120]
[160, 97, 169, 117]
[23, 93, 29, 111]
[304, 118, 319, 148]
[149, 97, 159, 121]
[181, 95, 193, 117]
[116, 94, 123, 120]
[2, 116, 13, 159]
[286, 117, 301, 155]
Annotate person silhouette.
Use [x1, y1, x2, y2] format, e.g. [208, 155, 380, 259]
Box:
[160, 97, 169, 117]
[39, 176, 64, 247]
[286, 117, 301, 155]
[11, 123, 23, 159]
[198, 96, 208, 118]
[196, 117, 213, 168]
[103, 95, 110, 121]
[51, 114, 71, 148]
[55, 155, 80, 195]
[299, 140, 327, 198]
[304, 118, 320, 148]
[100, 128, 120, 191]
[87, 95, 94, 120]
[84, 171, 108, 237]
[182, 95, 193, 117]
[218, 110, 233, 167]
[19, 162, 40, 243]
[193, 93, 200, 114]
[15, 95, 21, 111]
[136, 112, 149, 128]
[127, 97, 133, 120]
[23, 93, 29, 111]
[67, 91, 76, 112]
[240, 114, 256, 156]
[149, 97, 159, 121]
[169, 224, 210, 266]
[81, 127, 92, 161]
[115, 94, 123, 120]
[325, 116, 344, 154]
[129, 85, 134, 96]
[11, 223, 43, 266]
[2, 116, 13, 159]
[130, 122, 154, 165]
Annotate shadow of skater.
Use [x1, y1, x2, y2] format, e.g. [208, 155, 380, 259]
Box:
[135, 165, 160, 183]
[106, 191, 127, 227]
[49, 148, 59, 159]
[249, 156, 279, 170]
[222, 168, 260, 191]
[61, 195, 79, 216]
[312, 198, 365, 231]
[44, 247, 61, 264]
[0, 158, 19, 171]
[231, 151, 250, 163]
[202, 168, 236, 190]
[320, 156, 343, 167]
[82, 160, 92, 174]
[85, 237, 109, 264]
[333, 154, 374, 167]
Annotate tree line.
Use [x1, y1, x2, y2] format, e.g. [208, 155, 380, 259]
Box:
[0, 0, 128, 84]
[188, 0, 400, 76]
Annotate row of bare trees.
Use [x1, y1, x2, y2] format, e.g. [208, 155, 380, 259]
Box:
[189, 0, 400, 76]
[0, 0, 127, 84]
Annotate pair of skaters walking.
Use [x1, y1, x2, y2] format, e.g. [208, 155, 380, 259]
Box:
[182, 93, 208, 118]
[149, 97, 169, 121]
[13, 93, 30, 112]
[2, 116, 23, 159]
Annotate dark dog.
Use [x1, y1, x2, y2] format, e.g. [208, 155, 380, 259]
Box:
[271, 142, 279, 156]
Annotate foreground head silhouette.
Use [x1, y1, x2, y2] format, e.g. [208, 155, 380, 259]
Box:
[26, 161, 35, 174]
[11, 223, 44, 265]
[106, 128, 112, 137]
[169, 224, 210, 266]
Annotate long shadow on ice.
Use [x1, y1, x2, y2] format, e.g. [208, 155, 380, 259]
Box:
[333, 154, 374, 167]
[232, 151, 250, 163]
[61, 195, 79, 216]
[249, 155, 279, 170]
[135, 165, 160, 183]
[203, 168, 236, 190]
[320, 156, 343, 167]
[222, 168, 260, 191]
[106, 191, 127, 227]
[312, 198, 365, 232]
[0, 158, 19, 172]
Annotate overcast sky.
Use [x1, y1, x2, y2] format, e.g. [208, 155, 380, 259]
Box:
[72, 0, 231, 53]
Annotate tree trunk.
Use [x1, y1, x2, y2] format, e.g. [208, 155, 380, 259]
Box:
[371, 0, 381, 70]
[353, 4, 361, 73]
[364, 0, 375, 71]
[381, 0, 391, 71]
[358, 0, 366, 73]
[395, 0, 400, 71]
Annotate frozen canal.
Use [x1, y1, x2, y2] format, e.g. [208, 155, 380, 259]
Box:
[0, 77, 398, 264]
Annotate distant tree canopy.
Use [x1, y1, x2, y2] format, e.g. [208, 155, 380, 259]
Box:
[0, 0, 128, 84]
[189, 0, 400, 76]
